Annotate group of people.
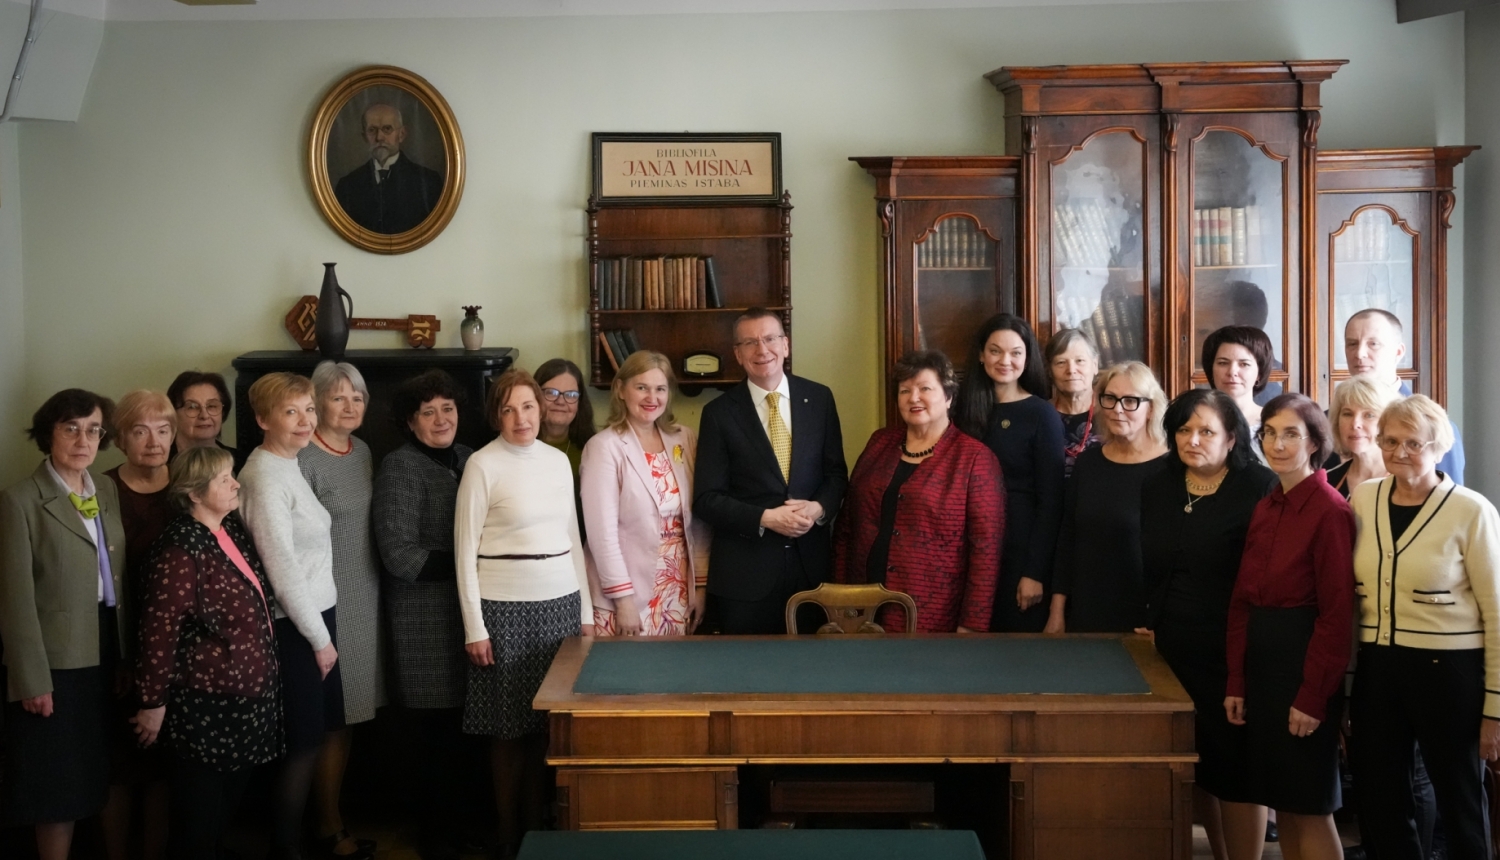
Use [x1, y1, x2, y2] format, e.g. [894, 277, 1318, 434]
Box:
[0, 304, 1494, 860]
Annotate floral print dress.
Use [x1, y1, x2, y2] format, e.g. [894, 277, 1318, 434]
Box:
[594, 450, 690, 636]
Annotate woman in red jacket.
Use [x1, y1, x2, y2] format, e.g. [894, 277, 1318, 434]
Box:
[832, 351, 1004, 632]
[1224, 393, 1354, 860]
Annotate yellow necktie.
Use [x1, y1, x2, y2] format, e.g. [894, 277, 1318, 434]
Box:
[766, 392, 791, 484]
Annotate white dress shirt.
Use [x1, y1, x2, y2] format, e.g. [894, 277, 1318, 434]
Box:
[746, 375, 792, 441]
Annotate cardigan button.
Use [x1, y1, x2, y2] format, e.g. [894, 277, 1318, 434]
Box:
[1387, 551, 1394, 558]
[892, 529, 900, 537]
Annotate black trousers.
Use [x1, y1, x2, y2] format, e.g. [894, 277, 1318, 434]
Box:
[709, 546, 823, 635]
[167, 753, 254, 860]
[1351, 644, 1492, 860]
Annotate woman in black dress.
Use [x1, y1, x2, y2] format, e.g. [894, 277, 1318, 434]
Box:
[1048, 361, 1169, 632]
[955, 313, 1065, 632]
[1140, 389, 1276, 860]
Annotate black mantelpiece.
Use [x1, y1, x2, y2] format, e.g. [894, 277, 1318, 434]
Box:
[231, 348, 519, 466]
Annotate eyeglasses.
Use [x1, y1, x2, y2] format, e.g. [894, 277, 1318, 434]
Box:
[1258, 428, 1307, 446]
[58, 423, 105, 441]
[541, 388, 582, 403]
[1377, 436, 1438, 455]
[180, 401, 224, 416]
[1098, 393, 1145, 412]
[734, 334, 786, 350]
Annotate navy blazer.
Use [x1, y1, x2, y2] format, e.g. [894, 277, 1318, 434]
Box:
[694, 375, 848, 602]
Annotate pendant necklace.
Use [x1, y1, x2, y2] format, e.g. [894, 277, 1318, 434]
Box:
[1183, 468, 1227, 513]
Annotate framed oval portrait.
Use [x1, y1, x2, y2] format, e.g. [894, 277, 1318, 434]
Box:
[307, 66, 465, 255]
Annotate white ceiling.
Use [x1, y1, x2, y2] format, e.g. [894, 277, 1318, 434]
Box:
[21, 0, 1247, 22]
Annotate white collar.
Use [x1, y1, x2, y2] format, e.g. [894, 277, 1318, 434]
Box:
[45, 457, 96, 499]
[373, 152, 400, 172]
[747, 375, 790, 406]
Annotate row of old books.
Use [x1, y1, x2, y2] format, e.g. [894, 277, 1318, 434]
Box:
[596, 255, 723, 310]
[1192, 205, 1267, 267]
[1062, 291, 1145, 366]
[1051, 201, 1123, 269]
[597, 329, 642, 371]
[917, 217, 994, 269]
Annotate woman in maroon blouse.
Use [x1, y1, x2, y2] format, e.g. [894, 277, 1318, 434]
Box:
[832, 350, 1003, 633]
[103, 390, 177, 860]
[132, 446, 282, 860]
[1224, 393, 1354, 860]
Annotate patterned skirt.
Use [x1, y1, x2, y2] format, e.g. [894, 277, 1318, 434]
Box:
[594, 524, 690, 636]
[462, 592, 581, 739]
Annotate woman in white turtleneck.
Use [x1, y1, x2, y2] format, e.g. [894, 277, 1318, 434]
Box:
[454, 369, 592, 857]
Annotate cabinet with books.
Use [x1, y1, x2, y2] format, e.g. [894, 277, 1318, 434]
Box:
[852, 157, 1019, 426]
[988, 60, 1345, 395]
[1314, 148, 1476, 406]
[586, 193, 792, 389]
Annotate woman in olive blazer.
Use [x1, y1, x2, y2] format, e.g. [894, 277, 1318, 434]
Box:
[0, 389, 130, 860]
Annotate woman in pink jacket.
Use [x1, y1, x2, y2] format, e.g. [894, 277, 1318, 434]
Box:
[581, 351, 711, 636]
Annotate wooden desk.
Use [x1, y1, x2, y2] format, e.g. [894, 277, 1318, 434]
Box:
[517, 829, 987, 859]
[534, 634, 1196, 860]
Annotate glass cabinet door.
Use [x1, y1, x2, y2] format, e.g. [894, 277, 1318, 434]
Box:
[914, 214, 1002, 364]
[1331, 206, 1416, 375]
[1190, 130, 1286, 378]
[1050, 131, 1148, 365]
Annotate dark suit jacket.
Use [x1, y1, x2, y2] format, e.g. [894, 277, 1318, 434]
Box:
[0, 461, 130, 702]
[333, 152, 445, 235]
[694, 375, 848, 602]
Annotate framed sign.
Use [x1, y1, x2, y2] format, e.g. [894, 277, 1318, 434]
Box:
[307, 66, 465, 255]
[592, 132, 781, 205]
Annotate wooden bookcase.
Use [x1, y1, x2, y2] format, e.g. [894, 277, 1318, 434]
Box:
[985, 60, 1347, 397]
[1314, 147, 1476, 407]
[849, 157, 1020, 426]
[586, 192, 793, 390]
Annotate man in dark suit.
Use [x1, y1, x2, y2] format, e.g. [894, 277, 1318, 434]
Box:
[333, 103, 444, 235]
[694, 308, 848, 634]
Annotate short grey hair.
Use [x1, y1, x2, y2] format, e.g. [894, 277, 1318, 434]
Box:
[1380, 395, 1454, 458]
[311, 361, 369, 406]
[168, 446, 234, 513]
[1044, 327, 1100, 365]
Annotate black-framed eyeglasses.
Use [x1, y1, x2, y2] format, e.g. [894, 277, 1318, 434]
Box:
[541, 388, 582, 403]
[1099, 393, 1145, 412]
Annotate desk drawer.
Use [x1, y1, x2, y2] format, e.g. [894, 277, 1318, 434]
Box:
[557, 766, 737, 831]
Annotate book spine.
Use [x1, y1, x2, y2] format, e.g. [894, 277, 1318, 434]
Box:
[1245, 206, 1262, 267]
[598, 331, 619, 372]
[1216, 207, 1232, 265]
[696, 257, 707, 309]
[1232, 208, 1248, 266]
[1090, 302, 1115, 365]
[704, 256, 722, 309]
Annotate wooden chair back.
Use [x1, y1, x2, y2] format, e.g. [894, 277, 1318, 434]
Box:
[784, 583, 918, 634]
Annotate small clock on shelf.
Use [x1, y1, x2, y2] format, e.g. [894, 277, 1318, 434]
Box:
[682, 351, 722, 378]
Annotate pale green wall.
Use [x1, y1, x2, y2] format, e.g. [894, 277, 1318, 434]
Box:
[7, 0, 1469, 482]
[0, 121, 25, 488]
[1465, 5, 1498, 498]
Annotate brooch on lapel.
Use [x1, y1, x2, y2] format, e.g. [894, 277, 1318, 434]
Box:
[672, 444, 684, 463]
[1001, 419, 1012, 429]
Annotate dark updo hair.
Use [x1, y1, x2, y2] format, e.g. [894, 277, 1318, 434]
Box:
[26, 389, 116, 454]
[390, 370, 467, 436]
[954, 313, 1050, 439]
[892, 350, 959, 402]
[533, 357, 597, 450]
[1259, 392, 1334, 466]
[1201, 325, 1274, 395]
[167, 371, 233, 422]
[1162, 388, 1256, 474]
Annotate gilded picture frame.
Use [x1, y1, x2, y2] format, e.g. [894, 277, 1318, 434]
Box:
[307, 66, 465, 255]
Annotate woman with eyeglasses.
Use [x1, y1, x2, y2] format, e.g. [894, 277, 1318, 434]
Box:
[166, 371, 247, 474]
[1048, 362, 1169, 633]
[535, 358, 597, 542]
[954, 313, 1066, 633]
[1224, 393, 1353, 860]
[580, 351, 710, 636]
[1348, 395, 1500, 860]
[0, 390, 128, 860]
[1140, 389, 1276, 860]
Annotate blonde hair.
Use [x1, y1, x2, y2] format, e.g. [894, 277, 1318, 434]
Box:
[247, 373, 315, 421]
[1330, 374, 1401, 458]
[113, 390, 176, 439]
[1379, 394, 1454, 458]
[1095, 361, 1168, 447]
[607, 351, 679, 433]
[168, 445, 234, 513]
